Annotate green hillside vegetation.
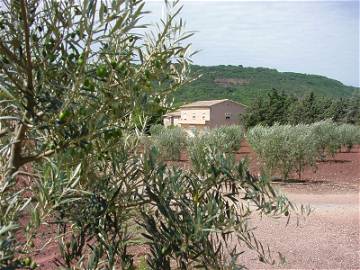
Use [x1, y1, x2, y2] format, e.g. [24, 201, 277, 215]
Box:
[172, 65, 359, 106]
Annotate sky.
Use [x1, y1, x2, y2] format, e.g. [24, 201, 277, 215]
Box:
[144, 1, 359, 87]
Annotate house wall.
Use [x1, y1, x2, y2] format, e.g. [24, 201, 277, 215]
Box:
[208, 100, 246, 128]
[179, 108, 210, 125]
[173, 117, 180, 126]
[163, 116, 181, 127]
[163, 117, 172, 127]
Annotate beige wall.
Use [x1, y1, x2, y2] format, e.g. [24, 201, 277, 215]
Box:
[163, 116, 181, 127]
[208, 100, 245, 128]
[178, 108, 210, 125]
[163, 117, 171, 127]
[173, 117, 180, 126]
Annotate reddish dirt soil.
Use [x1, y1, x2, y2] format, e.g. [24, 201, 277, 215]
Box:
[236, 143, 360, 269]
[28, 143, 360, 269]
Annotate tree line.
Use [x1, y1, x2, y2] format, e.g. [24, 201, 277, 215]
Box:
[242, 89, 360, 128]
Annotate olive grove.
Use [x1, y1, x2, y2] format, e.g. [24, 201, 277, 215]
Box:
[0, 1, 303, 269]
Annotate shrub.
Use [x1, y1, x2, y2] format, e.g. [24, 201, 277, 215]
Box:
[310, 120, 341, 159]
[187, 125, 244, 173]
[213, 125, 244, 152]
[336, 123, 360, 152]
[287, 124, 318, 179]
[247, 124, 288, 178]
[149, 124, 165, 136]
[247, 124, 318, 180]
[150, 126, 187, 161]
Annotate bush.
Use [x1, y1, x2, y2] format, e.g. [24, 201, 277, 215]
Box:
[248, 120, 360, 180]
[213, 125, 244, 152]
[187, 125, 244, 173]
[336, 123, 360, 152]
[247, 124, 288, 178]
[287, 124, 318, 179]
[310, 120, 341, 159]
[149, 124, 165, 136]
[247, 124, 317, 180]
[150, 126, 187, 161]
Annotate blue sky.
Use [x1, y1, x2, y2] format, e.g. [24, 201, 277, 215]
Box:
[144, 1, 359, 87]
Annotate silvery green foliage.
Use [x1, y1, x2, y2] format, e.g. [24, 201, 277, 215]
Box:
[247, 124, 288, 178]
[248, 120, 360, 180]
[248, 124, 318, 180]
[213, 125, 244, 152]
[336, 123, 360, 152]
[310, 120, 341, 159]
[150, 126, 187, 161]
[140, 147, 308, 269]
[149, 124, 166, 136]
[187, 125, 244, 173]
[0, 0, 193, 268]
[287, 124, 318, 179]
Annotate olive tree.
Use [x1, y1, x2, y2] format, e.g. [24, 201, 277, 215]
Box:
[187, 125, 244, 173]
[336, 123, 360, 152]
[287, 124, 318, 179]
[0, 1, 305, 269]
[310, 120, 341, 159]
[247, 124, 318, 180]
[150, 126, 187, 161]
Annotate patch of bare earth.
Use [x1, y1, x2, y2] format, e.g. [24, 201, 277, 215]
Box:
[235, 144, 360, 269]
[214, 78, 250, 87]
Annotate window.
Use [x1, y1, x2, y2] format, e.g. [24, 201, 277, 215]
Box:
[202, 112, 206, 120]
[225, 113, 231, 120]
[183, 112, 187, 120]
[192, 113, 196, 119]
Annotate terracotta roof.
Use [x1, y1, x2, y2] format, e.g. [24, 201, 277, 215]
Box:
[163, 109, 181, 117]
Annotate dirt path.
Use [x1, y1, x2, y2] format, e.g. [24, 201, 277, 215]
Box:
[241, 190, 359, 269]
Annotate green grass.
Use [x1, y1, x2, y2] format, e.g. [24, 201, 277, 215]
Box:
[172, 65, 359, 106]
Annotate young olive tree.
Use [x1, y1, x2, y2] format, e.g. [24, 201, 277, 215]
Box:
[0, 1, 305, 269]
[1, 0, 191, 268]
[336, 123, 360, 152]
[247, 124, 318, 180]
[187, 125, 244, 173]
[310, 120, 341, 160]
[247, 124, 286, 178]
[287, 124, 318, 179]
[150, 126, 187, 161]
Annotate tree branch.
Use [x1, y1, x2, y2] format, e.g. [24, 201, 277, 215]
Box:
[19, 149, 56, 167]
[5, 122, 27, 179]
[0, 40, 26, 70]
[0, 128, 9, 138]
[20, 0, 36, 115]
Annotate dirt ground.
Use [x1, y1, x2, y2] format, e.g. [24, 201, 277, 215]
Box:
[237, 144, 360, 269]
[31, 144, 359, 269]
[241, 191, 359, 269]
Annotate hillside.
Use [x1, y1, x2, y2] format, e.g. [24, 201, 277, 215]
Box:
[172, 65, 359, 106]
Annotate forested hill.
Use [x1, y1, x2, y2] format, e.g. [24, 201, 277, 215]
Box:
[172, 65, 359, 106]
